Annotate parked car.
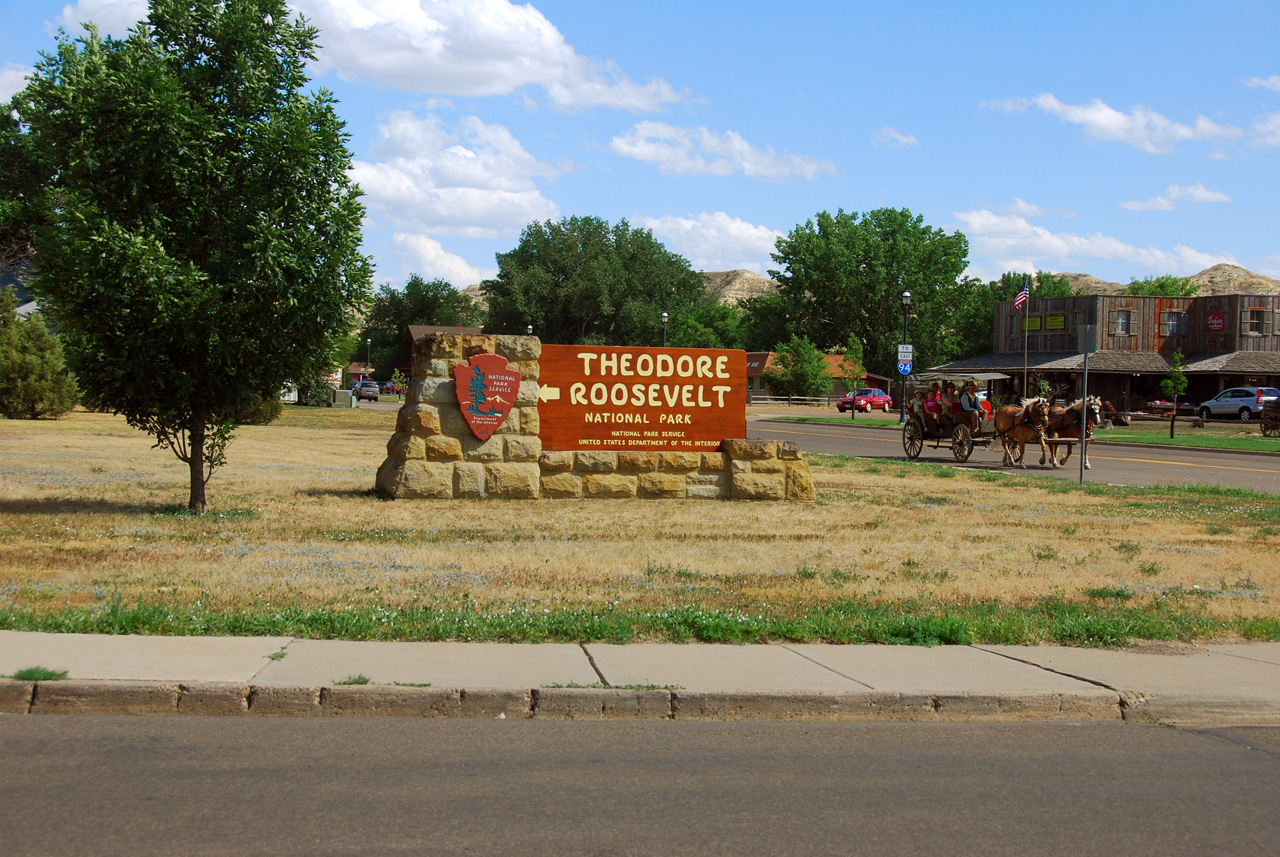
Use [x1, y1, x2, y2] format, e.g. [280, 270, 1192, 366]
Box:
[1197, 387, 1280, 421]
[837, 387, 894, 413]
[354, 380, 380, 402]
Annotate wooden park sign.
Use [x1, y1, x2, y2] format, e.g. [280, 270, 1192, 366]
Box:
[537, 345, 747, 452]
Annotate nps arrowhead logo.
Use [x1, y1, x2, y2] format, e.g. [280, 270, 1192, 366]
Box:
[453, 354, 522, 441]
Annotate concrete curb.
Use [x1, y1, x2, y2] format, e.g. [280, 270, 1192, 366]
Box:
[1, 679, 1133, 722]
[1119, 692, 1280, 726]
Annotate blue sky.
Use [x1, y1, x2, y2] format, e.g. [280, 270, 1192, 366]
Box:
[3, 0, 1278, 290]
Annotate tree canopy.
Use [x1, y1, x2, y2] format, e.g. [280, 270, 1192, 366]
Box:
[1120, 274, 1199, 297]
[0, 287, 79, 419]
[762, 335, 832, 398]
[356, 274, 480, 379]
[767, 208, 969, 375]
[7, 0, 372, 512]
[483, 216, 709, 346]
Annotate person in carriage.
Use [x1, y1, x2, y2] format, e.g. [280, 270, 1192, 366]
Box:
[959, 382, 984, 432]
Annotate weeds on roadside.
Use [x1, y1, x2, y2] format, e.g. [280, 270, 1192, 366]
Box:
[6, 666, 68, 681]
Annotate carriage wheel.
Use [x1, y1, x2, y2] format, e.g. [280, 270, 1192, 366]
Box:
[951, 424, 973, 462]
[903, 420, 923, 460]
[1263, 414, 1280, 438]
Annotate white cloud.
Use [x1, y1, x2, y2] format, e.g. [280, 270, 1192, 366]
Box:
[1120, 182, 1231, 211]
[953, 208, 1237, 274]
[873, 126, 917, 148]
[992, 93, 1242, 153]
[633, 212, 783, 272]
[1256, 113, 1280, 146]
[391, 233, 493, 287]
[0, 63, 32, 102]
[52, 0, 146, 37]
[292, 0, 685, 112]
[351, 111, 562, 239]
[1005, 198, 1043, 217]
[1244, 76, 1280, 91]
[610, 122, 835, 180]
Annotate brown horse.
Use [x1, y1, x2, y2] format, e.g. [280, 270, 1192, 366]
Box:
[994, 397, 1052, 468]
[1042, 395, 1103, 469]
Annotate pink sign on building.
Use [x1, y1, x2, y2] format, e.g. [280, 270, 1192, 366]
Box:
[1207, 312, 1225, 332]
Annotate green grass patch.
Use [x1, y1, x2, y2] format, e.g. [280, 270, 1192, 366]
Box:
[1, 598, 1276, 647]
[334, 674, 371, 685]
[6, 666, 69, 681]
[1092, 426, 1280, 453]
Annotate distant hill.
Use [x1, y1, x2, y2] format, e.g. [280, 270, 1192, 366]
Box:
[1059, 264, 1279, 296]
[455, 264, 1277, 311]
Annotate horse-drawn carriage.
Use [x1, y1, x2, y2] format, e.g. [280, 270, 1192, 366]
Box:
[901, 372, 1102, 469]
[1263, 397, 1280, 438]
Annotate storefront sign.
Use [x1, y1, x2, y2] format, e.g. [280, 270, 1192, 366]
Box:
[538, 345, 747, 451]
[1023, 317, 1042, 331]
[1045, 315, 1066, 330]
[1207, 312, 1225, 332]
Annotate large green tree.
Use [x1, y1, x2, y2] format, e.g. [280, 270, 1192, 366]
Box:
[768, 208, 969, 375]
[356, 274, 480, 379]
[946, 270, 1076, 360]
[1121, 274, 1199, 296]
[0, 287, 79, 419]
[7, 0, 372, 512]
[762, 335, 832, 398]
[483, 216, 708, 346]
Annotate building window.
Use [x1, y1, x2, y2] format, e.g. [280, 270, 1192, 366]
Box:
[1115, 310, 1131, 335]
[1162, 311, 1187, 336]
[1243, 308, 1270, 335]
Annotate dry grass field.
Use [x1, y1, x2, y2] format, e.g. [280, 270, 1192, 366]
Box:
[1, 406, 1277, 643]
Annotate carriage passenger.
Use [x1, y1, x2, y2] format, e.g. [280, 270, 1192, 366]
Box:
[910, 390, 929, 427]
[959, 383, 983, 432]
[938, 383, 958, 431]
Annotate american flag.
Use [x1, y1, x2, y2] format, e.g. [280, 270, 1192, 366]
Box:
[1014, 277, 1030, 310]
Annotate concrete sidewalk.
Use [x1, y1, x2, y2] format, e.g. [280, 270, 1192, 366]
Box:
[1, 631, 1277, 724]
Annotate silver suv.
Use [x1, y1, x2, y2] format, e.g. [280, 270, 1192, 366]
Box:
[1198, 387, 1279, 421]
[354, 380, 380, 402]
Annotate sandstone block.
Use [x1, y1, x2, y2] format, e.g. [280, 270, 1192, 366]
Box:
[520, 408, 541, 435]
[777, 441, 803, 460]
[454, 462, 484, 499]
[700, 452, 729, 472]
[423, 435, 463, 461]
[428, 359, 450, 377]
[751, 458, 786, 475]
[575, 452, 619, 472]
[461, 435, 506, 462]
[731, 459, 750, 474]
[440, 407, 470, 435]
[505, 435, 542, 462]
[732, 473, 785, 500]
[786, 461, 816, 501]
[495, 408, 521, 434]
[658, 452, 701, 472]
[427, 334, 463, 360]
[540, 472, 583, 499]
[686, 473, 728, 488]
[397, 404, 441, 436]
[411, 377, 456, 405]
[516, 381, 539, 407]
[539, 451, 575, 472]
[582, 473, 638, 499]
[496, 335, 541, 363]
[485, 463, 540, 498]
[386, 432, 425, 461]
[460, 334, 498, 357]
[687, 485, 729, 500]
[377, 459, 454, 499]
[638, 472, 686, 499]
[723, 439, 777, 460]
[617, 452, 658, 472]
[513, 360, 539, 381]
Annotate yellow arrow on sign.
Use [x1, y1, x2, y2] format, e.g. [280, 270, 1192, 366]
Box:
[538, 385, 560, 402]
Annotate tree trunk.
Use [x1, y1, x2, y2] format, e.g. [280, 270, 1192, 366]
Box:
[187, 418, 207, 515]
[1169, 397, 1177, 439]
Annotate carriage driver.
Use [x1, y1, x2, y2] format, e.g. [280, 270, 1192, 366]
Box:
[959, 382, 983, 432]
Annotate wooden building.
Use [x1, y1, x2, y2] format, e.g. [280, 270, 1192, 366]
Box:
[933, 293, 1280, 411]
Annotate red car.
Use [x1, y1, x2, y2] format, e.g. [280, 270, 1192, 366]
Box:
[837, 387, 893, 413]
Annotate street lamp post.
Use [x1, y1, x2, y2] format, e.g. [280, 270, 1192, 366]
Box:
[526, 324, 533, 336]
[661, 311, 668, 347]
[899, 291, 911, 424]
[365, 337, 371, 385]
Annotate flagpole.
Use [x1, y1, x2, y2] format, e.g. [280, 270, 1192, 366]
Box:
[1022, 274, 1030, 398]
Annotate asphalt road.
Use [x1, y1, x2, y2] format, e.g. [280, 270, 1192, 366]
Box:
[750, 419, 1280, 494]
[1, 719, 1277, 856]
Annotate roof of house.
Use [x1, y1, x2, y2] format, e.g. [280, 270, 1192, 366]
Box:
[402, 324, 485, 350]
[931, 349, 1280, 375]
